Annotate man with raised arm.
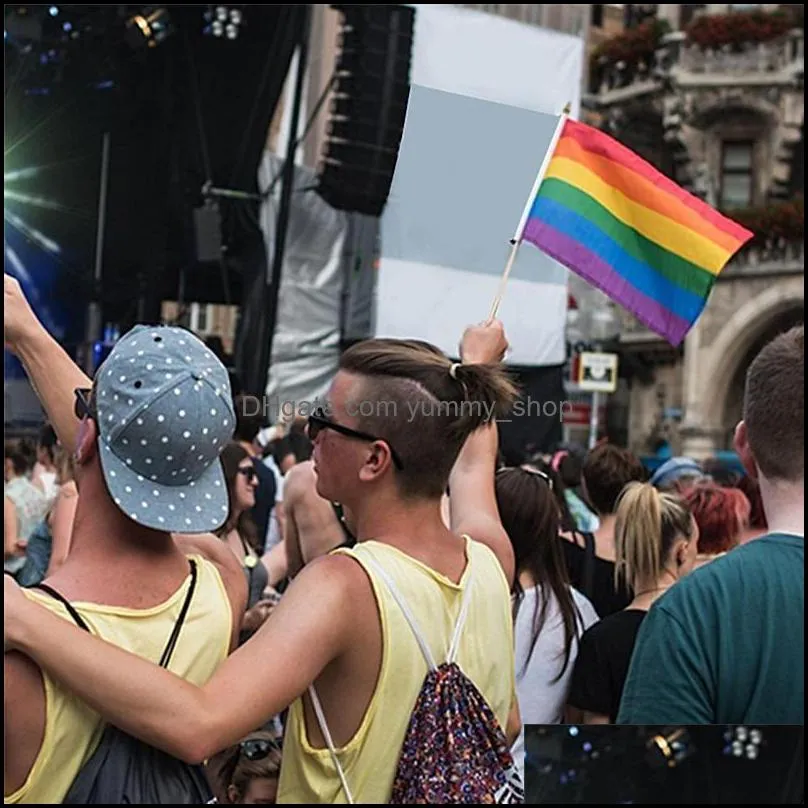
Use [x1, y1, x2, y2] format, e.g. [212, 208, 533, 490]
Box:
[3, 275, 246, 803]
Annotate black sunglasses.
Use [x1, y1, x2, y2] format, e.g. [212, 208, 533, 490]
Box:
[74, 387, 97, 421]
[237, 465, 258, 483]
[307, 407, 403, 470]
[239, 738, 280, 762]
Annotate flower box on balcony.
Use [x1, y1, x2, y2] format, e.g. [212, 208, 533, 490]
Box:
[591, 19, 671, 71]
[685, 8, 798, 51]
[731, 196, 804, 257]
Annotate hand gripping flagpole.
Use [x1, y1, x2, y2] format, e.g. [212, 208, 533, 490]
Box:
[489, 102, 571, 320]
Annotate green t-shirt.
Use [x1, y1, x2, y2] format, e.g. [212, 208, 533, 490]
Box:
[617, 533, 804, 725]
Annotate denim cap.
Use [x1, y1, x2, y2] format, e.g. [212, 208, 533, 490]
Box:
[94, 325, 235, 533]
[649, 456, 703, 489]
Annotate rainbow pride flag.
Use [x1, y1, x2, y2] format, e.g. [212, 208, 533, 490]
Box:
[522, 119, 754, 346]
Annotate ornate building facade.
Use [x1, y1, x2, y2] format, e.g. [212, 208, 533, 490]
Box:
[586, 4, 804, 458]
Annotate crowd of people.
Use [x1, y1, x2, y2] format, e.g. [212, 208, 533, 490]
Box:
[3, 270, 804, 804]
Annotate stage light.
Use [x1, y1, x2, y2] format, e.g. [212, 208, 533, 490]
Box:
[723, 725, 764, 760]
[125, 8, 173, 49]
[48, 6, 59, 16]
[646, 728, 696, 770]
[568, 726, 579, 737]
[205, 5, 241, 39]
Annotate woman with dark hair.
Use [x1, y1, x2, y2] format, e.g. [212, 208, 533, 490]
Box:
[216, 443, 277, 643]
[495, 465, 598, 725]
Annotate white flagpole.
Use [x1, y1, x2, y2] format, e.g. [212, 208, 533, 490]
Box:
[489, 102, 571, 320]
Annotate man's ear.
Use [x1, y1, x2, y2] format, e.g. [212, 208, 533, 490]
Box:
[74, 418, 99, 467]
[357, 441, 394, 483]
[733, 420, 758, 481]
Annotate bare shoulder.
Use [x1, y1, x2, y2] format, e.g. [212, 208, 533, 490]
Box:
[300, 549, 369, 585]
[283, 460, 316, 499]
[174, 531, 240, 573]
[173, 532, 248, 629]
[4, 651, 46, 795]
[287, 550, 373, 611]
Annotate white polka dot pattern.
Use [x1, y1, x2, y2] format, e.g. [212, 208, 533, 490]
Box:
[94, 324, 235, 534]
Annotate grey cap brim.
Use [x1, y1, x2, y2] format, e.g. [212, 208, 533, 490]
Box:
[99, 439, 229, 533]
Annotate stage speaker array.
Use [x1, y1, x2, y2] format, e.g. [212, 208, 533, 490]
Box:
[316, 4, 415, 218]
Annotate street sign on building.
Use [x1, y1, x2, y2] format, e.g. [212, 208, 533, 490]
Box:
[577, 351, 619, 394]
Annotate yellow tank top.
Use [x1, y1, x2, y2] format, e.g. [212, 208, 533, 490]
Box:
[277, 536, 515, 804]
[5, 554, 232, 805]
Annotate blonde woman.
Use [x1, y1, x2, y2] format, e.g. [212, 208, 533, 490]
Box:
[566, 482, 698, 723]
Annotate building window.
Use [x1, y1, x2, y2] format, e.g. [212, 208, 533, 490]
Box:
[720, 141, 754, 210]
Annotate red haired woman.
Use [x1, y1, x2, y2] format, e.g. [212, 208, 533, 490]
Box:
[683, 483, 750, 568]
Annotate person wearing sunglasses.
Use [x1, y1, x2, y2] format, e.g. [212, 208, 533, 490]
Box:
[6, 318, 524, 804]
[206, 731, 282, 805]
[216, 443, 278, 643]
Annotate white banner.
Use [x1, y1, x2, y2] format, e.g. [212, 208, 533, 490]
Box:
[376, 4, 584, 366]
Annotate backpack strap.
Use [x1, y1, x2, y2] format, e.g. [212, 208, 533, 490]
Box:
[158, 559, 198, 669]
[33, 583, 92, 633]
[362, 556, 438, 671]
[362, 555, 475, 669]
[307, 686, 356, 805]
[447, 575, 475, 665]
[33, 560, 197, 670]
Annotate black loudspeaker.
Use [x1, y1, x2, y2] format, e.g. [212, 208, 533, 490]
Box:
[193, 202, 223, 263]
[316, 4, 415, 218]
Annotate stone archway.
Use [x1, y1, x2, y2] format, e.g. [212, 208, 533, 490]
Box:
[701, 280, 804, 438]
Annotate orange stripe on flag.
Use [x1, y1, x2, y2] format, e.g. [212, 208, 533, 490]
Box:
[561, 119, 752, 245]
[554, 136, 740, 254]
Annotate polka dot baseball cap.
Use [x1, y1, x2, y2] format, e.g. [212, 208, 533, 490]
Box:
[94, 325, 235, 533]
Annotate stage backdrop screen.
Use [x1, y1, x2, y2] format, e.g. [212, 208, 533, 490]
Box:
[376, 4, 584, 367]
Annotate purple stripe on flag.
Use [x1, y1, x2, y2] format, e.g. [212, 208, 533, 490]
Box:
[524, 218, 694, 346]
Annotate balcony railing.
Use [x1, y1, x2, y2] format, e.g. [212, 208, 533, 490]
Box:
[662, 28, 804, 79]
[589, 26, 804, 105]
[617, 236, 804, 343]
[726, 238, 805, 277]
